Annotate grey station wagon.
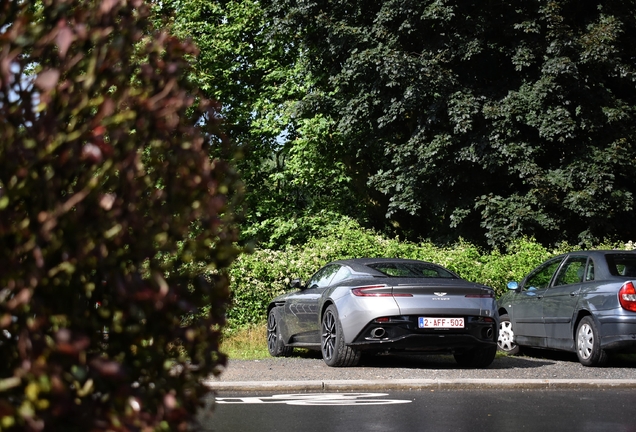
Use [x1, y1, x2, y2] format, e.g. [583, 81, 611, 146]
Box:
[497, 250, 636, 366]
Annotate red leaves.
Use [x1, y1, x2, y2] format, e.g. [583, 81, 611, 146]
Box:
[55, 20, 74, 58]
[99, 0, 119, 15]
[82, 126, 114, 163]
[89, 358, 125, 379]
[55, 329, 90, 356]
[0, 0, 241, 430]
[34, 69, 60, 91]
[5, 288, 32, 310]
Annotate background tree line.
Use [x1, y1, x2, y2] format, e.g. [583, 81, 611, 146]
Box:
[164, 0, 636, 250]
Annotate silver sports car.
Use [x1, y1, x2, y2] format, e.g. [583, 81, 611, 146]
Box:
[266, 258, 499, 368]
[497, 250, 636, 366]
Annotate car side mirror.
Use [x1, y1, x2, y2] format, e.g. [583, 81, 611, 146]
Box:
[507, 281, 520, 291]
[289, 278, 304, 290]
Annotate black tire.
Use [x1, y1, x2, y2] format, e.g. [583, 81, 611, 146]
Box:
[497, 314, 520, 355]
[454, 346, 497, 368]
[321, 305, 361, 367]
[267, 308, 293, 357]
[575, 316, 608, 367]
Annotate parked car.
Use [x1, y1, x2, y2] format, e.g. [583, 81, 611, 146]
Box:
[266, 258, 499, 368]
[497, 250, 636, 366]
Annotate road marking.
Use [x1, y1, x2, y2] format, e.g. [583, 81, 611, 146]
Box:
[216, 393, 412, 406]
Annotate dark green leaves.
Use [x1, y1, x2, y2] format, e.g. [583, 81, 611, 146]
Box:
[265, 0, 636, 247]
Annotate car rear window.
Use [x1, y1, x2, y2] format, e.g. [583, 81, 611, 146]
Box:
[605, 254, 636, 277]
[367, 263, 457, 278]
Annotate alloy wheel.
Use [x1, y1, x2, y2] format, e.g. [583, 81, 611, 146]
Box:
[496, 314, 520, 355]
[577, 322, 594, 360]
[498, 320, 516, 352]
[321, 310, 336, 360]
[267, 310, 278, 354]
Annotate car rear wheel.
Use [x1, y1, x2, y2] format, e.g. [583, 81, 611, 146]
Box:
[321, 305, 360, 367]
[454, 346, 497, 368]
[497, 314, 520, 355]
[576, 316, 608, 367]
[267, 308, 293, 357]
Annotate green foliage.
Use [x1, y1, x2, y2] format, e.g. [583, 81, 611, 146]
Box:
[264, 0, 636, 248]
[159, 0, 384, 248]
[0, 0, 241, 430]
[220, 323, 270, 360]
[227, 220, 633, 330]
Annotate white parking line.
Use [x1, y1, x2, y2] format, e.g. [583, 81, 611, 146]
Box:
[216, 393, 412, 406]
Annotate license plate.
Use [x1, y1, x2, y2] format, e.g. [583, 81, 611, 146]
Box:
[418, 317, 464, 328]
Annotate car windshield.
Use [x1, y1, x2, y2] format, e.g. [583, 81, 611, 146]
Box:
[367, 262, 457, 278]
[606, 254, 636, 277]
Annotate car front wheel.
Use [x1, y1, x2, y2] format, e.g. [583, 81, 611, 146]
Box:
[321, 305, 360, 367]
[497, 314, 520, 355]
[267, 308, 293, 357]
[576, 316, 607, 367]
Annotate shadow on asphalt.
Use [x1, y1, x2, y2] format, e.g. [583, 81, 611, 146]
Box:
[610, 354, 636, 367]
[517, 347, 636, 368]
[289, 347, 636, 369]
[355, 353, 554, 370]
[292, 349, 559, 369]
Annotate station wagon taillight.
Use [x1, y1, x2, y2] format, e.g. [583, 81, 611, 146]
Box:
[619, 281, 636, 312]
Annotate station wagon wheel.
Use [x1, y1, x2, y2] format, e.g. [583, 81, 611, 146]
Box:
[321, 305, 360, 367]
[576, 316, 607, 367]
[497, 314, 520, 355]
[267, 308, 293, 357]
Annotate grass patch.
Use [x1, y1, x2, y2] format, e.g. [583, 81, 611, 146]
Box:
[221, 323, 269, 360]
[221, 323, 319, 360]
[494, 350, 510, 359]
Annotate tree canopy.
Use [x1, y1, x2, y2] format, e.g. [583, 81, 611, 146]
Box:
[257, 0, 636, 247]
[0, 0, 241, 429]
[155, 0, 636, 249]
[161, 0, 378, 248]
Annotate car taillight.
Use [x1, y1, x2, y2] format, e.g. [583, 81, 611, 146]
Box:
[351, 286, 413, 297]
[619, 281, 636, 312]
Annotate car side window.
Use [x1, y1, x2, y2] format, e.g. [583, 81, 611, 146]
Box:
[524, 257, 563, 291]
[330, 266, 351, 285]
[605, 254, 636, 276]
[306, 264, 340, 289]
[554, 256, 588, 286]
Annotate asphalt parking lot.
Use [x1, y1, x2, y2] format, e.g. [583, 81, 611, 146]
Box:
[204, 350, 636, 391]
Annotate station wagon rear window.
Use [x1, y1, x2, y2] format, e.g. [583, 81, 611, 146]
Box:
[367, 262, 457, 278]
[605, 254, 636, 277]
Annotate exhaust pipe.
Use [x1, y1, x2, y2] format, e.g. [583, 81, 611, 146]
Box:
[482, 327, 494, 339]
[371, 327, 386, 338]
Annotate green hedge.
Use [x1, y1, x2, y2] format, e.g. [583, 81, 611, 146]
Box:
[225, 218, 632, 330]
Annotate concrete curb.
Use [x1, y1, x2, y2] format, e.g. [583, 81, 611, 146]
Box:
[203, 378, 636, 392]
